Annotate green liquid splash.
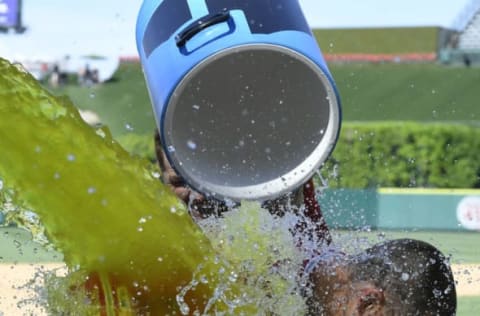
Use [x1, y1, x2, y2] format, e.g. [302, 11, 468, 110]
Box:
[0, 59, 216, 314]
[0, 59, 306, 315]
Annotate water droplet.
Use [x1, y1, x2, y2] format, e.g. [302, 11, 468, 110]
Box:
[444, 285, 452, 294]
[89, 92, 96, 99]
[432, 288, 442, 298]
[192, 104, 200, 111]
[251, 120, 256, 124]
[401, 272, 410, 281]
[35, 146, 42, 153]
[139, 217, 147, 224]
[179, 302, 190, 315]
[167, 146, 176, 153]
[67, 154, 76, 162]
[87, 187, 96, 194]
[0, 180, 3, 190]
[137, 227, 144, 232]
[279, 100, 284, 105]
[125, 123, 134, 132]
[265, 148, 271, 154]
[224, 199, 236, 209]
[228, 271, 238, 282]
[96, 128, 106, 138]
[187, 140, 197, 150]
[200, 275, 208, 284]
[157, 257, 163, 262]
[170, 207, 177, 214]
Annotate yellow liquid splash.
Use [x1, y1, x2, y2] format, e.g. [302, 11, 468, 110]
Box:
[0, 59, 306, 315]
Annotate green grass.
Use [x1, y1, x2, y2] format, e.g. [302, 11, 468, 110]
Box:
[313, 27, 439, 54]
[1, 227, 478, 314]
[333, 230, 480, 264]
[0, 227, 62, 263]
[50, 63, 155, 137]
[2, 226, 477, 264]
[330, 63, 480, 123]
[457, 296, 480, 316]
[382, 231, 480, 264]
[46, 62, 480, 141]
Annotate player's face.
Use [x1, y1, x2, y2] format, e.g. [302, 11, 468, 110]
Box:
[309, 265, 388, 316]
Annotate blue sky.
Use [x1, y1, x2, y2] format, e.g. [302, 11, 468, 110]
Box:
[0, 0, 475, 61]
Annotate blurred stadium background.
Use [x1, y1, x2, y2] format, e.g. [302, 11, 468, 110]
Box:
[1, 0, 480, 314]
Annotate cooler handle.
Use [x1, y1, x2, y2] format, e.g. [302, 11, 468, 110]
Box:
[176, 10, 231, 47]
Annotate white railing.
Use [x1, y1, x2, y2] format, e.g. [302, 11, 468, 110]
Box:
[452, 0, 480, 31]
[458, 7, 480, 49]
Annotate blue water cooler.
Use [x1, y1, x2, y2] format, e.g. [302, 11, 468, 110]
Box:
[136, 0, 341, 202]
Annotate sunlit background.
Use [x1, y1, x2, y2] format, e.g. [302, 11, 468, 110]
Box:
[0, 0, 477, 58]
[1, 0, 479, 314]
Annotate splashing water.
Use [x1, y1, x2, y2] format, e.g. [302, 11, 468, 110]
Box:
[196, 202, 308, 315]
[0, 59, 307, 315]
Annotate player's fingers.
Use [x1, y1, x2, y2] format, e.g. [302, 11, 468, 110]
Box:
[173, 186, 191, 203]
[168, 173, 186, 187]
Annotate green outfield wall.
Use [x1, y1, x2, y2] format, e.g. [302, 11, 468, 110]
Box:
[317, 189, 378, 229]
[3, 188, 479, 231]
[319, 188, 480, 231]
